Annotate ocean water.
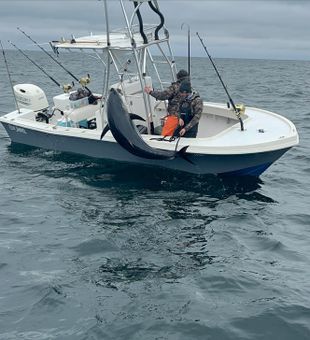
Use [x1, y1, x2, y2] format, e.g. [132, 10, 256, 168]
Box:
[0, 51, 310, 340]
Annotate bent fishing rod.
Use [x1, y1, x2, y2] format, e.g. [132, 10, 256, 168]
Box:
[196, 32, 244, 131]
[0, 40, 21, 113]
[17, 27, 92, 94]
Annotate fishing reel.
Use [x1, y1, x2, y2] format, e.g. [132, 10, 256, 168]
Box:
[235, 103, 246, 117]
[79, 74, 91, 87]
[63, 82, 75, 93]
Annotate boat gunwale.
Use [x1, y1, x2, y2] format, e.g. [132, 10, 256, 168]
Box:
[0, 108, 299, 156]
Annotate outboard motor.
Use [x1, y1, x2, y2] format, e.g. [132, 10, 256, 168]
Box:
[14, 84, 50, 123]
[14, 84, 49, 112]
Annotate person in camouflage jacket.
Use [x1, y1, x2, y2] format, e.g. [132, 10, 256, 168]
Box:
[176, 80, 203, 138]
[144, 69, 189, 116]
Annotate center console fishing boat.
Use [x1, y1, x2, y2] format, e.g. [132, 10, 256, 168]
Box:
[0, 0, 299, 176]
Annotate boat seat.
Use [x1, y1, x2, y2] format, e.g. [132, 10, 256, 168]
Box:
[136, 125, 163, 135]
[153, 125, 162, 135]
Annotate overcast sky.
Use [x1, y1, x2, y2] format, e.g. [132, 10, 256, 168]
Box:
[1, 0, 309, 60]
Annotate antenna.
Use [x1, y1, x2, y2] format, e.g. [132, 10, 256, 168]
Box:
[181, 23, 191, 77]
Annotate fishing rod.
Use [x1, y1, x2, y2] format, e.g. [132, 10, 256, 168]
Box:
[9, 41, 75, 93]
[17, 27, 92, 94]
[8, 40, 61, 87]
[196, 32, 244, 131]
[0, 40, 21, 113]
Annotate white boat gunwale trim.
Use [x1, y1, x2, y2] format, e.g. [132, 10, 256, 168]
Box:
[0, 104, 298, 156]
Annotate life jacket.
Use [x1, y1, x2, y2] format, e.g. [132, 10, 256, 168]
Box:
[179, 92, 201, 137]
[180, 92, 200, 123]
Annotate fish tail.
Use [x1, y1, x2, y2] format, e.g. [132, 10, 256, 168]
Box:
[178, 145, 195, 164]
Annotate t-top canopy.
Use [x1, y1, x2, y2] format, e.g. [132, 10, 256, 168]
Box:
[50, 28, 168, 51]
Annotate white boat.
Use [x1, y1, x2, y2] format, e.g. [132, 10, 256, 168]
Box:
[0, 0, 299, 176]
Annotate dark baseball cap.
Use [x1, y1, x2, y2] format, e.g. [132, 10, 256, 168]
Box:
[177, 69, 189, 80]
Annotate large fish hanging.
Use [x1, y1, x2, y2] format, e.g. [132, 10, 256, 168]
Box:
[105, 88, 189, 160]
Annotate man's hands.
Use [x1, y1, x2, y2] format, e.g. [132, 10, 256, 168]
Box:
[144, 86, 153, 94]
[179, 128, 186, 136]
[178, 118, 186, 136]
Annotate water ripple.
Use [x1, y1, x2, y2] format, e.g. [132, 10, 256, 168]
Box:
[1, 55, 309, 339]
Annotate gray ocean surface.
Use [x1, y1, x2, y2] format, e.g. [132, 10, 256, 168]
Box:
[0, 51, 310, 340]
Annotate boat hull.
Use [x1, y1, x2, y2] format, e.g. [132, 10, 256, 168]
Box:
[1, 122, 290, 176]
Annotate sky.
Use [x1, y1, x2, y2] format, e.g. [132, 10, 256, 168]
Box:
[0, 0, 310, 60]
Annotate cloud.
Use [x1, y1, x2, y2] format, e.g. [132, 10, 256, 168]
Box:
[1, 0, 309, 60]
